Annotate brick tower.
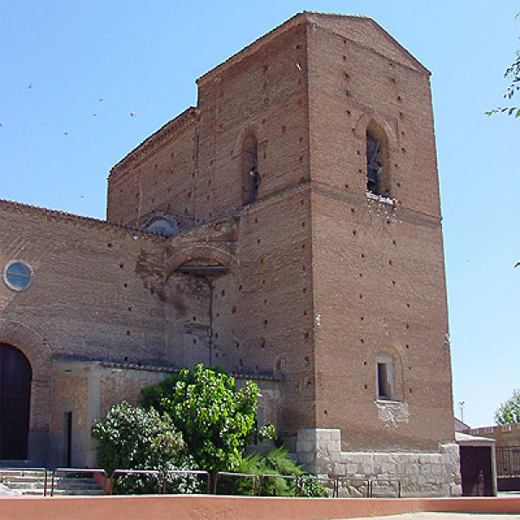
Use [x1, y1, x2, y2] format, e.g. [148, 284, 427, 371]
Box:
[105, 12, 459, 495]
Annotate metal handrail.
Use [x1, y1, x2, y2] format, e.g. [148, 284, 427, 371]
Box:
[19, 465, 406, 498]
[110, 469, 162, 495]
[0, 467, 49, 497]
[297, 475, 337, 497]
[214, 471, 258, 495]
[368, 478, 401, 498]
[259, 473, 299, 496]
[335, 476, 370, 498]
[51, 468, 107, 497]
[162, 469, 211, 494]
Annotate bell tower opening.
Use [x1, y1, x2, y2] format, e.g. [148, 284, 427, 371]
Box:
[366, 122, 390, 197]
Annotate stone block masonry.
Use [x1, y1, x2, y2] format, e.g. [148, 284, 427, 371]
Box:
[297, 429, 461, 497]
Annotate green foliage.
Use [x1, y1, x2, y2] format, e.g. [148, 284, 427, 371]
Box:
[486, 22, 520, 118]
[298, 476, 331, 498]
[495, 389, 520, 425]
[140, 364, 259, 475]
[258, 423, 277, 443]
[91, 402, 199, 494]
[215, 447, 330, 497]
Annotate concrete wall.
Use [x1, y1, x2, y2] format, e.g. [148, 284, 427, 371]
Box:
[1, 495, 519, 520]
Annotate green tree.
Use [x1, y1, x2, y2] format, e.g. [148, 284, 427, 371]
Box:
[487, 19, 519, 118]
[140, 364, 259, 475]
[495, 389, 520, 425]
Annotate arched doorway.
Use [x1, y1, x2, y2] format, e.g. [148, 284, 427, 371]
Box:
[0, 343, 32, 459]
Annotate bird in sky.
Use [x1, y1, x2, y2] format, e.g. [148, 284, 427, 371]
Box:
[129, 111, 137, 117]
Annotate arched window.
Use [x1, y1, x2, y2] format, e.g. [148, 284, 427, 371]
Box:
[366, 122, 390, 196]
[142, 214, 179, 237]
[241, 135, 260, 206]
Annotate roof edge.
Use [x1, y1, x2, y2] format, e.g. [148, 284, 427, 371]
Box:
[305, 11, 430, 75]
[109, 106, 198, 179]
[197, 12, 308, 85]
[0, 198, 167, 239]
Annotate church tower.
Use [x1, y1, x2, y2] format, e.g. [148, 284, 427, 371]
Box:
[107, 12, 459, 495]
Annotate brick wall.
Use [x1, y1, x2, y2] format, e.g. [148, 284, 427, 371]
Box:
[306, 15, 453, 450]
[0, 201, 168, 366]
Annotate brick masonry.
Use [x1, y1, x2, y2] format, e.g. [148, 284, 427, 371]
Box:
[0, 12, 458, 495]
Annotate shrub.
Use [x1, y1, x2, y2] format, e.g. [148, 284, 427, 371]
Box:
[91, 402, 199, 494]
[215, 447, 330, 497]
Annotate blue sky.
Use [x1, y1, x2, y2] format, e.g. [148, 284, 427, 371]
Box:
[0, 0, 518, 427]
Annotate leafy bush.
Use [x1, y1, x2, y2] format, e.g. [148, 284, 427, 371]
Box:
[91, 402, 199, 494]
[140, 364, 259, 476]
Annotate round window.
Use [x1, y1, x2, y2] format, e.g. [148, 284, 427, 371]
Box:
[3, 260, 34, 291]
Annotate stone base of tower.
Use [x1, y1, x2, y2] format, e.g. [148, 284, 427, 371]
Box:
[296, 428, 462, 497]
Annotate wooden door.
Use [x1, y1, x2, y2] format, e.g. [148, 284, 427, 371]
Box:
[460, 445, 494, 496]
[0, 344, 32, 460]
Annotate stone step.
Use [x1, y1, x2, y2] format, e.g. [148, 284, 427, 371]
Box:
[0, 460, 35, 468]
[6, 480, 101, 490]
[0, 470, 47, 478]
[22, 488, 105, 496]
[0, 472, 104, 496]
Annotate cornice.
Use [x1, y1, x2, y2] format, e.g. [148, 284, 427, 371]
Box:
[0, 198, 168, 241]
[311, 181, 442, 228]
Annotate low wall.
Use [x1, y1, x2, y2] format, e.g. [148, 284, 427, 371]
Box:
[0, 495, 519, 520]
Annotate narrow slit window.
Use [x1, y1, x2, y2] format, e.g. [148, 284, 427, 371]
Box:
[367, 135, 382, 193]
[242, 135, 260, 206]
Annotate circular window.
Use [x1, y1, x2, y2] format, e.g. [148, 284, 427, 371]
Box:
[3, 260, 34, 292]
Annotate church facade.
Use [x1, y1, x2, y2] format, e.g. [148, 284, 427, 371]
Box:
[0, 13, 461, 495]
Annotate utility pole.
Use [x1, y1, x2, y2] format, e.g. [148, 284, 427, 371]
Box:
[458, 401, 465, 422]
